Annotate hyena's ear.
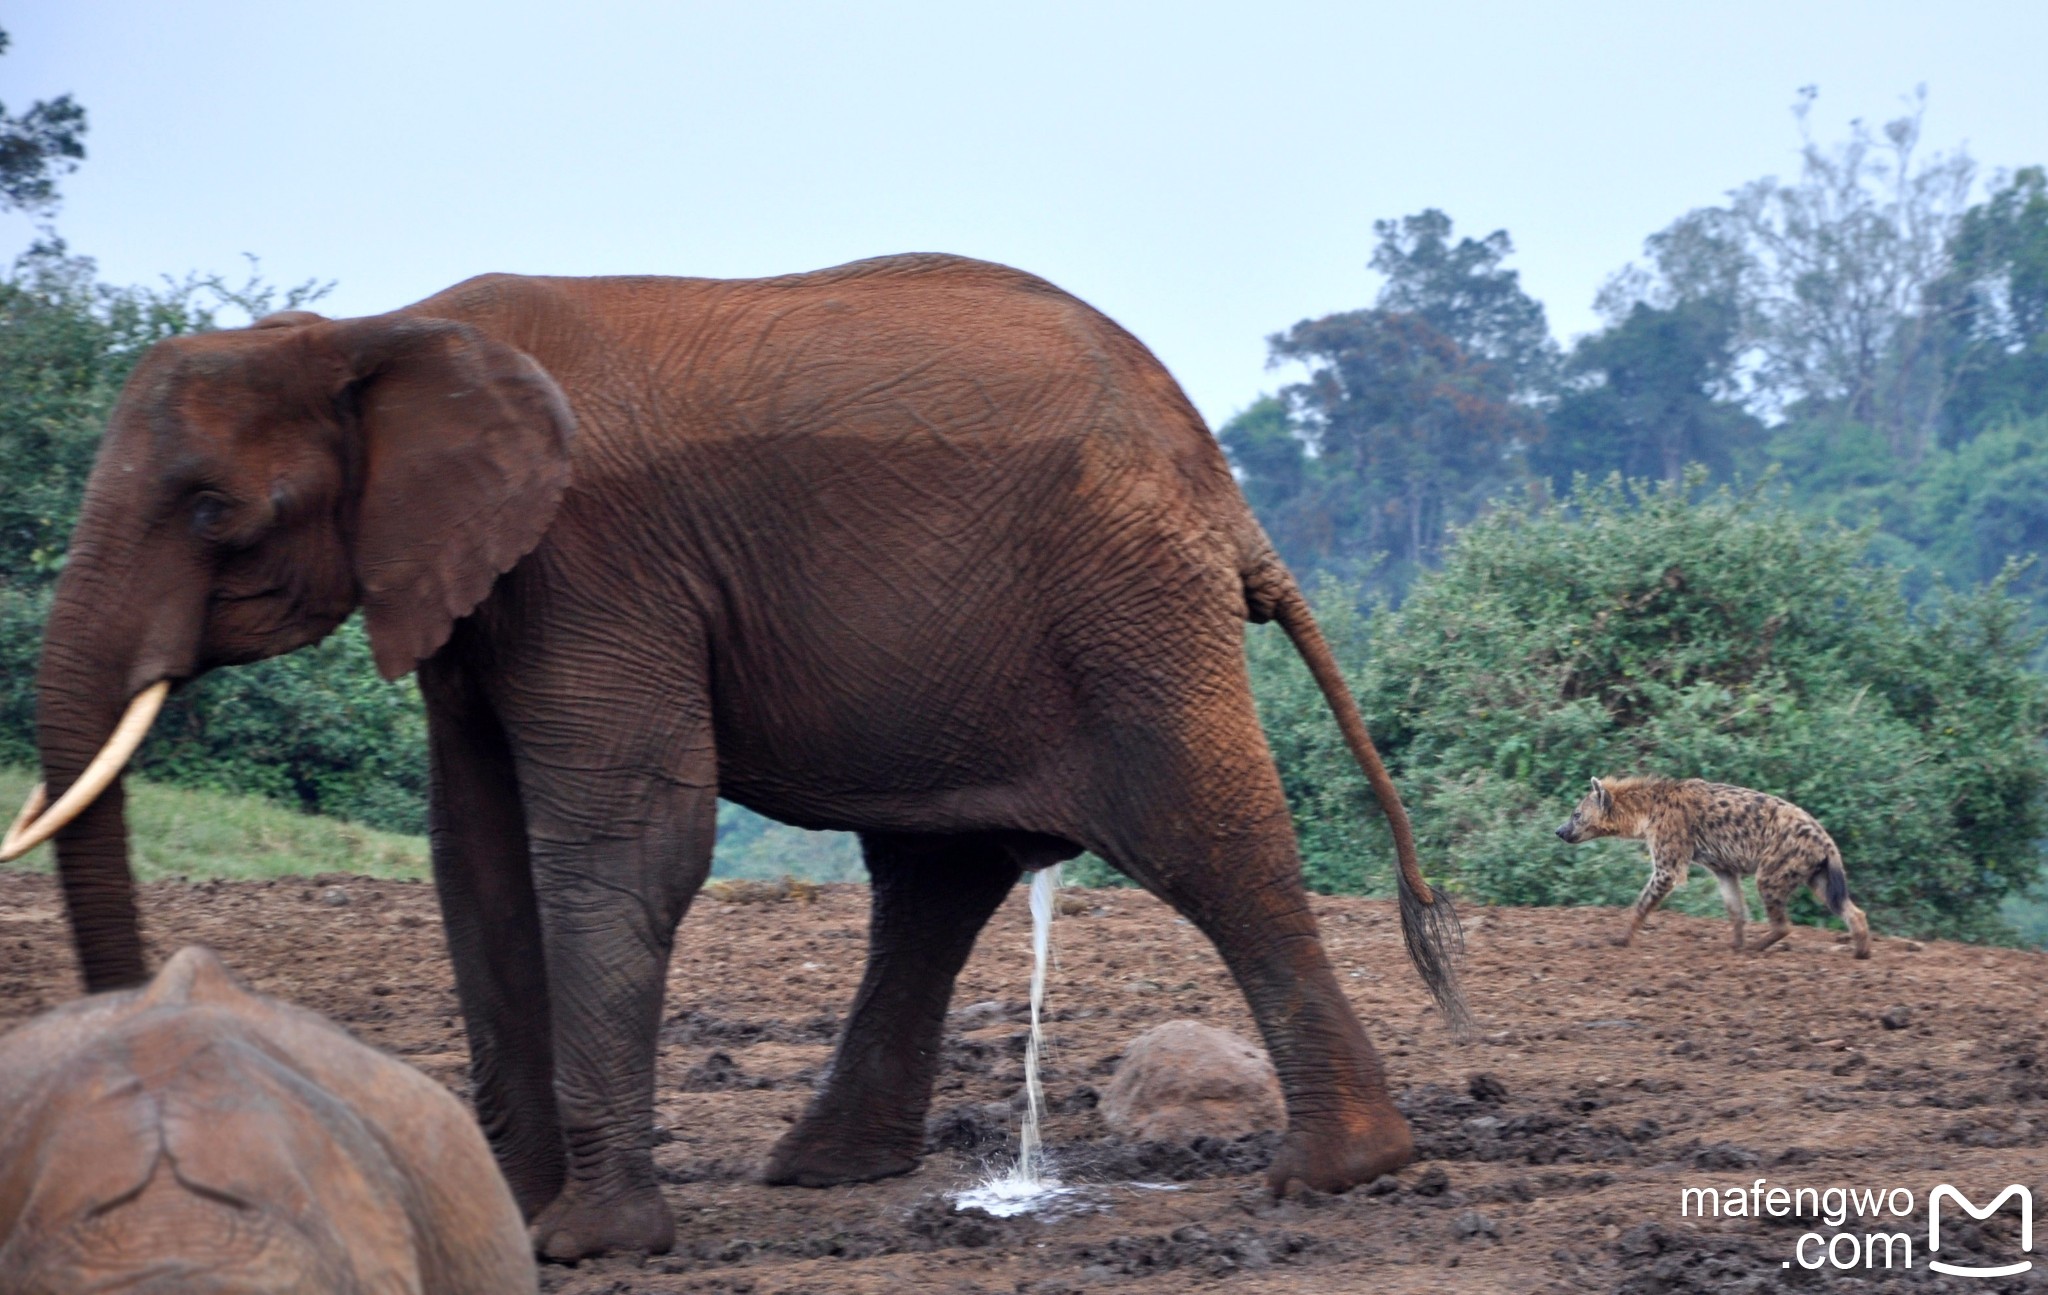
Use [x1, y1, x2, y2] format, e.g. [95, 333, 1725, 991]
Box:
[1589, 777, 1613, 811]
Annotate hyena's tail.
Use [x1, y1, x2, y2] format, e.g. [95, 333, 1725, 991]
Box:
[1261, 574, 1471, 1037]
[1817, 846, 1872, 958]
[1822, 856, 1851, 918]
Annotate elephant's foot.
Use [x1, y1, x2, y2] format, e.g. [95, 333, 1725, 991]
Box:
[496, 1154, 568, 1223]
[762, 1118, 922, 1187]
[1265, 1109, 1414, 1196]
[530, 1181, 674, 1262]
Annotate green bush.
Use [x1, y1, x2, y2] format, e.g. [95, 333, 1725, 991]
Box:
[0, 596, 430, 836]
[135, 617, 430, 835]
[1256, 472, 2048, 943]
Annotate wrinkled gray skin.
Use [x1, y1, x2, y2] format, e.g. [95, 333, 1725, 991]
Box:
[0, 946, 535, 1294]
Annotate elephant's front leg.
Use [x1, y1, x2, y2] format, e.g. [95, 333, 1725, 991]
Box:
[420, 665, 564, 1220]
[764, 831, 1021, 1186]
[523, 770, 716, 1262]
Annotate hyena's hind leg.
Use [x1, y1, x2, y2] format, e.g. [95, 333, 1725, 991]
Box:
[1750, 893, 1793, 953]
[1810, 871, 1872, 960]
[1713, 871, 1750, 951]
[1750, 861, 1803, 953]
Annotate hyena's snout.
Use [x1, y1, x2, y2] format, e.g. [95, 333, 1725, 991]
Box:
[1555, 821, 1576, 842]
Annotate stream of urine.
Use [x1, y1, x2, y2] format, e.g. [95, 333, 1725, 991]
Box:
[950, 864, 1073, 1216]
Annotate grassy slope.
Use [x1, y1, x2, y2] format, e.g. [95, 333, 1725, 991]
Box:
[0, 767, 427, 882]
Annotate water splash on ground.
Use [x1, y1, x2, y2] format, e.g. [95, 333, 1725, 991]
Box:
[950, 864, 1068, 1217]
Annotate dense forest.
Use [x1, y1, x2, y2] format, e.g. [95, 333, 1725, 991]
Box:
[4, 47, 2046, 942]
[1229, 90, 2048, 610]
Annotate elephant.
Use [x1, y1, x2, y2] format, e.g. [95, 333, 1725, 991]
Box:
[5, 254, 1465, 1259]
[0, 945, 535, 1293]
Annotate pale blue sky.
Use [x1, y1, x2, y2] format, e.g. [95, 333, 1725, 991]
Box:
[7, 2, 2046, 426]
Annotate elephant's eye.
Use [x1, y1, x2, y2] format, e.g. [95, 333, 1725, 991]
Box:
[190, 491, 234, 538]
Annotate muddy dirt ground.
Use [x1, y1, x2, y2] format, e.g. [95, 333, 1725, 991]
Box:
[2, 871, 2044, 1293]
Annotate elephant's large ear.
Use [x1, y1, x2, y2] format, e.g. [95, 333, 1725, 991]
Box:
[326, 316, 574, 680]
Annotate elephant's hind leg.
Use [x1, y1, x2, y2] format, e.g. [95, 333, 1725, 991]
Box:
[763, 831, 1022, 1187]
[1085, 719, 1413, 1195]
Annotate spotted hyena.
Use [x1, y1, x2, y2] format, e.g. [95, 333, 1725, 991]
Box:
[1555, 777, 1871, 959]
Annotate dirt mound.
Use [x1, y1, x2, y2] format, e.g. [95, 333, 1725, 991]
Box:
[2, 872, 2042, 1293]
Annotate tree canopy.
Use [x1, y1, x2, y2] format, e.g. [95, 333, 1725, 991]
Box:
[0, 28, 87, 216]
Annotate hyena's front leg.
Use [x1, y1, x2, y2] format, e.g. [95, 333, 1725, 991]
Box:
[1618, 847, 1689, 947]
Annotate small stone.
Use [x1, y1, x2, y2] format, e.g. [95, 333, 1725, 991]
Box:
[1454, 1208, 1499, 1240]
[1413, 1165, 1450, 1197]
[1879, 1006, 1910, 1030]
[319, 887, 351, 907]
[1365, 1174, 1401, 1196]
[1099, 1021, 1283, 1142]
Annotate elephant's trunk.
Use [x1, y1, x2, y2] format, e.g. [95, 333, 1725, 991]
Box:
[26, 549, 169, 993]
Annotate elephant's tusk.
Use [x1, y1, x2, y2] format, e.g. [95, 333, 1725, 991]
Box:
[5, 782, 46, 844]
[0, 681, 169, 862]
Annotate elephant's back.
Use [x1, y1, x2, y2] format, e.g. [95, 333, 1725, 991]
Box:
[411, 257, 1241, 510]
[422, 258, 1277, 638]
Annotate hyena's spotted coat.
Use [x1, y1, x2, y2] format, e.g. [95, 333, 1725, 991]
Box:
[1555, 777, 1872, 959]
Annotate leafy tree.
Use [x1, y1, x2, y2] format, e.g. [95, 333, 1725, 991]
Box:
[0, 28, 86, 216]
[1535, 297, 1762, 489]
[1911, 416, 2048, 605]
[1942, 167, 2048, 440]
[1607, 88, 1976, 462]
[1252, 473, 2048, 942]
[1231, 210, 1550, 592]
[0, 243, 217, 586]
[1215, 395, 1303, 516]
[1268, 309, 1536, 575]
[1368, 208, 1557, 398]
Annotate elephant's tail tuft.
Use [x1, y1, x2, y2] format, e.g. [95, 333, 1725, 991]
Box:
[1268, 578, 1471, 1038]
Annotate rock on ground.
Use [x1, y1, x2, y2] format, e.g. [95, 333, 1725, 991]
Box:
[1099, 1019, 1284, 1142]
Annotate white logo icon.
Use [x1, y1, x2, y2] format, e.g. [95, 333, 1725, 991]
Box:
[1929, 1184, 2033, 1278]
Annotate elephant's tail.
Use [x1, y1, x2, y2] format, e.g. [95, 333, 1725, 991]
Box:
[1266, 580, 1471, 1037]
